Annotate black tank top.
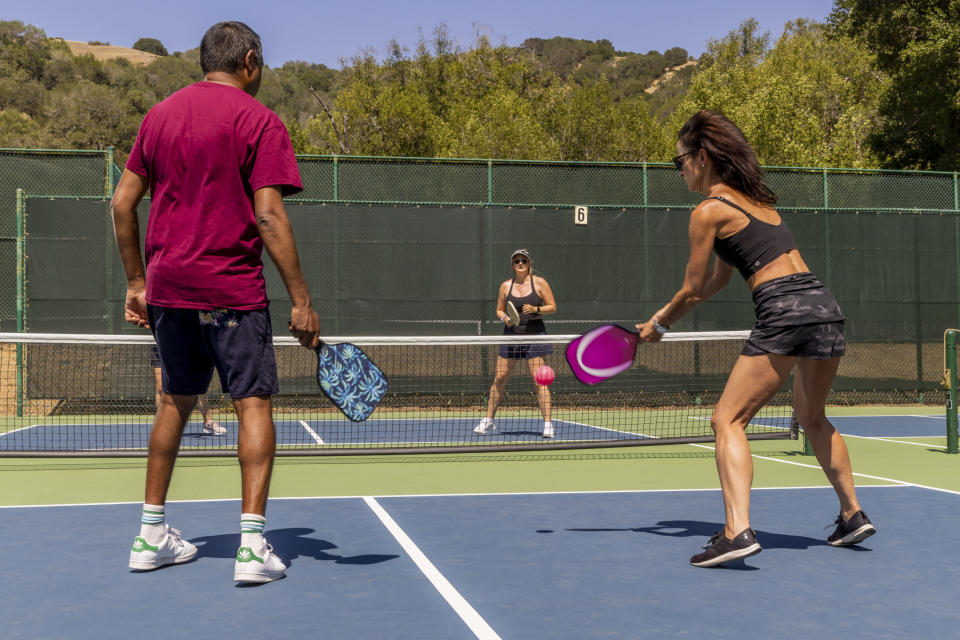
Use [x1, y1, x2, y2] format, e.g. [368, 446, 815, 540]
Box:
[507, 278, 545, 334]
[710, 196, 797, 280]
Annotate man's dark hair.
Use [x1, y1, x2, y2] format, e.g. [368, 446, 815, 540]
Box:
[200, 21, 263, 74]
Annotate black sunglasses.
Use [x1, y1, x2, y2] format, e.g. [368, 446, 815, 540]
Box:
[672, 150, 696, 172]
[513, 258, 528, 264]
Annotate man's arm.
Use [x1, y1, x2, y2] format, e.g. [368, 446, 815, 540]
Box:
[110, 169, 150, 328]
[253, 186, 320, 348]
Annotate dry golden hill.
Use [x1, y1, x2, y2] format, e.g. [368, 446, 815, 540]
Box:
[645, 59, 697, 94]
[60, 40, 160, 66]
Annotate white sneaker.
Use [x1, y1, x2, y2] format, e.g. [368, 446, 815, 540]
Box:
[234, 536, 286, 583]
[203, 420, 226, 436]
[473, 417, 496, 435]
[129, 524, 198, 570]
[542, 422, 555, 438]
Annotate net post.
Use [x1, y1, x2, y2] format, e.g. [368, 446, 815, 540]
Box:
[802, 425, 815, 455]
[945, 329, 959, 454]
[642, 162, 648, 206]
[15, 189, 25, 417]
[332, 155, 338, 201]
[487, 159, 493, 205]
[106, 146, 115, 196]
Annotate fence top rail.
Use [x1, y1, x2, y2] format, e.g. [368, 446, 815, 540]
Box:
[2, 148, 955, 177]
[0, 148, 111, 156]
[296, 154, 959, 176]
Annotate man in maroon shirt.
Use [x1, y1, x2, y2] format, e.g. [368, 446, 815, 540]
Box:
[112, 21, 319, 584]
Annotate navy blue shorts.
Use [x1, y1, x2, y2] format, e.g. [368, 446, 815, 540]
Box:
[147, 305, 278, 398]
[149, 344, 161, 369]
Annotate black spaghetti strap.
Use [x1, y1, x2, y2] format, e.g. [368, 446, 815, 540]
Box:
[709, 196, 755, 219]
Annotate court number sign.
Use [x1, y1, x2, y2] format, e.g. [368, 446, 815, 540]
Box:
[574, 205, 588, 225]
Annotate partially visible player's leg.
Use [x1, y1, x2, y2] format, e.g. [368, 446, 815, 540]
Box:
[210, 308, 286, 583]
[690, 353, 794, 568]
[233, 394, 286, 582]
[130, 393, 200, 570]
[712, 353, 796, 536]
[131, 306, 211, 571]
[476, 356, 518, 434]
[526, 356, 553, 437]
[197, 392, 225, 435]
[794, 358, 875, 545]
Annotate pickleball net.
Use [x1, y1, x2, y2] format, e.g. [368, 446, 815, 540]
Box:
[0, 331, 796, 456]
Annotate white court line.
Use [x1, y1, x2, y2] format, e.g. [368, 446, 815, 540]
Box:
[692, 415, 946, 445]
[687, 443, 960, 496]
[363, 496, 501, 640]
[299, 420, 325, 445]
[0, 423, 47, 437]
[841, 433, 946, 448]
[556, 418, 657, 439]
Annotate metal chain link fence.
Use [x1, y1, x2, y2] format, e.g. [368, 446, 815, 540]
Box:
[3, 150, 959, 406]
[0, 149, 114, 332]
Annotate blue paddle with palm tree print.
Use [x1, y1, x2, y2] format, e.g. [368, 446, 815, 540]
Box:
[315, 342, 388, 421]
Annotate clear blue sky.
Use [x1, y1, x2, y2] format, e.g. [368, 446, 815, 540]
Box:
[8, 0, 837, 68]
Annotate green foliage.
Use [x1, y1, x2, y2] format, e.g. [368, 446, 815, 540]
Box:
[133, 38, 168, 56]
[0, 20, 52, 81]
[669, 19, 885, 168]
[306, 33, 669, 161]
[7, 16, 950, 171]
[830, 0, 960, 170]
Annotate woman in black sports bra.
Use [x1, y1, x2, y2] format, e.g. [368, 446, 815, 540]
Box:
[474, 249, 558, 439]
[637, 110, 875, 568]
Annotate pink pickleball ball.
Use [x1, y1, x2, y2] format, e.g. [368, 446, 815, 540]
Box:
[534, 365, 555, 386]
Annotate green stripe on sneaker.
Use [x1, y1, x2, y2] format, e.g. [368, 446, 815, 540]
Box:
[236, 547, 264, 564]
[131, 537, 159, 553]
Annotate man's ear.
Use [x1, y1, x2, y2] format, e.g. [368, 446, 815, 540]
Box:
[244, 49, 259, 74]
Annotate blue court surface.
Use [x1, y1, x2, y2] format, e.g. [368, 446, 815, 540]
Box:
[3, 413, 933, 451]
[2, 484, 958, 639]
[0, 417, 659, 451]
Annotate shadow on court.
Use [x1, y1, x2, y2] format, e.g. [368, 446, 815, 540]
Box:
[567, 519, 837, 550]
[190, 527, 400, 566]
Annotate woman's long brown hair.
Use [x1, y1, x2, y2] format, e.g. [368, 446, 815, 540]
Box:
[678, 110, 777, 205]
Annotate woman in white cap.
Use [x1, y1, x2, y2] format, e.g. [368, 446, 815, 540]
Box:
[475, 248, 558, 438]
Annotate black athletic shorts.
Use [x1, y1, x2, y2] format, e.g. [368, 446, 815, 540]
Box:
[741, 272, 846, 359]
[147, 305, 278, 398]
[499, 322, 554, 360]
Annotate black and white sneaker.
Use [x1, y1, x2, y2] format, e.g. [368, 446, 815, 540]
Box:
[690, 528, 762, 567]
[827, 510, 876, 546]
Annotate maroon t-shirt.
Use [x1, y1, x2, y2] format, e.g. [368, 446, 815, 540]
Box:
[126, 81, 302, 310]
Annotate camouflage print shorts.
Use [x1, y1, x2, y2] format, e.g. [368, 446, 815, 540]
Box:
[742, 272, 846, 359]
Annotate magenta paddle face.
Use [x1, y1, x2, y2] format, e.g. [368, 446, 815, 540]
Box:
[565, 324, 638, 385]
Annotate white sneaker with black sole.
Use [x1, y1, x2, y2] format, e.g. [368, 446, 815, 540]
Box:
[129, 524, 198, 570]
[234, 536, 287, 583]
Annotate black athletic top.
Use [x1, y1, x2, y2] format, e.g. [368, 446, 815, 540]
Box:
[506, 278, 545, 335]
[710, 196, 797, 280]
